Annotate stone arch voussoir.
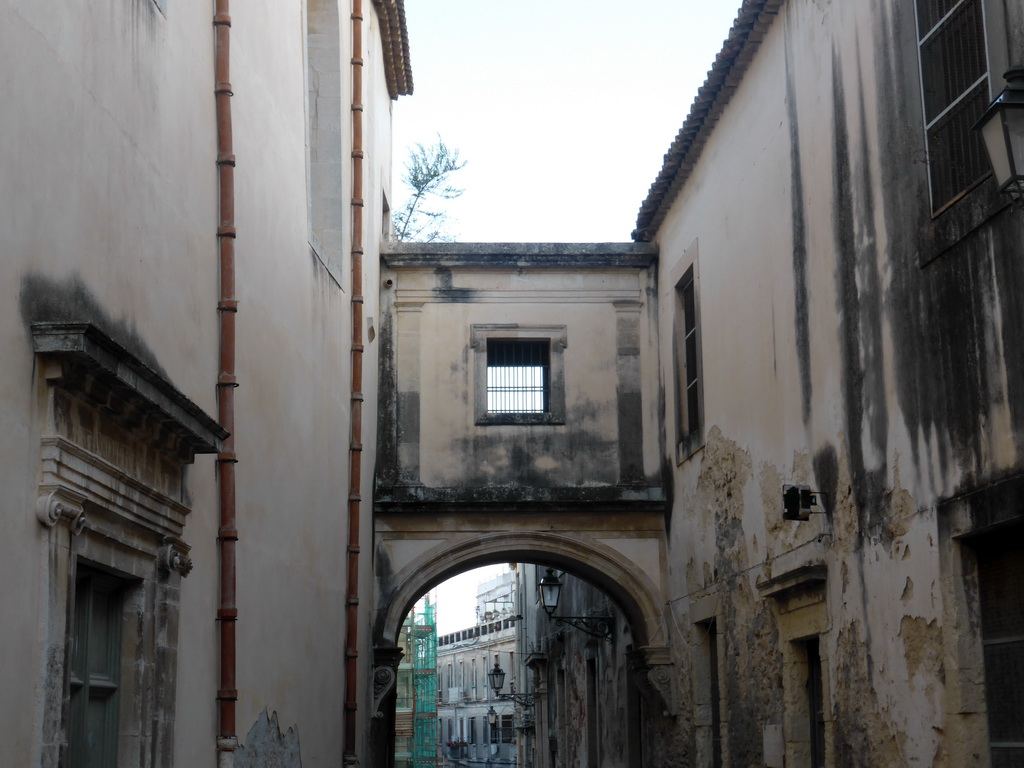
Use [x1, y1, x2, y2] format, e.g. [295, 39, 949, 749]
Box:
[376, 530, 666, 649]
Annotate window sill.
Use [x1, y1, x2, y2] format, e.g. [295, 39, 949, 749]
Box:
[920, 175, 1013, 266]
[676, 438, 705, 465]
[476, 413, 564, 426]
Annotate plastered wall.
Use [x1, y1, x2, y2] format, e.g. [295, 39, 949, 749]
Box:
[1, 0, 397, 765]
[651, 1, 1024, 766]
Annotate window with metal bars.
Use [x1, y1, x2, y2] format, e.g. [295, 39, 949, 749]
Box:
[472, 325, 566, 425]
[916, 0, 991, 213]
[486, 339, 550, 415]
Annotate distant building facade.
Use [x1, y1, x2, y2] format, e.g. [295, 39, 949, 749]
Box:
[436, 570, 522, 768]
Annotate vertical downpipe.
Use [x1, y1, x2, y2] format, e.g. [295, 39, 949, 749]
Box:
[344, 0, 365, 763]
[214, 0, 239, 764]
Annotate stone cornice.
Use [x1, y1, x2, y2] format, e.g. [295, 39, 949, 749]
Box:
[382, 242, 658, 269]
[32, 322, 227, 461]
[374, 488, 666, 516]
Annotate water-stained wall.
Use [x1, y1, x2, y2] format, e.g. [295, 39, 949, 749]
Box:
[376, 243, 663, 508]
[643, 0, 1024, 766]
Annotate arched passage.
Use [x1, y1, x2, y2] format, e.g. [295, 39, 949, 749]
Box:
[368, 528, 679, 768]
[375, 531, 666, 649]
[368, 515, 677, 768]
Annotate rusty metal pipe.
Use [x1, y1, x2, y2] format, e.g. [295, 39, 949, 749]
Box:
[214, 0, 239, 762]
[344, 0, 365, 762]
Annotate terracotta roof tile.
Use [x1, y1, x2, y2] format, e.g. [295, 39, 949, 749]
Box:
[375, 0, 414, 99]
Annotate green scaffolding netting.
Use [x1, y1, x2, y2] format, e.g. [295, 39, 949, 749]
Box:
[395, 600, 437, 768]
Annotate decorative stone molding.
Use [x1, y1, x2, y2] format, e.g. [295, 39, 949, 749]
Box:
[31, 322, 227, 462]
[628, 646, 676, 716]
[158, 538, 193, 577]
[371, 666, 396, 720]
[36, 488, 87, 535]
[371, 646, 405, 719]
[39, 436, 190, 540]
[381, 241, 658, 269]
[756, 529, 829, 600]
[645, 663, 675, 716]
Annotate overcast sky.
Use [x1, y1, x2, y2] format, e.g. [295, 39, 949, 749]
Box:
[392, 0, 741, 243]
[428, 565, 506, 636]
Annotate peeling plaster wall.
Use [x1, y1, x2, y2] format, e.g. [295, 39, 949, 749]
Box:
[235, 710, 303, 768]
[649, 1, 1024, 767]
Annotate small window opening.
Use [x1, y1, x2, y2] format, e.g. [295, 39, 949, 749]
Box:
[486, 339, 550, 414]
[674, 263, 703, 456]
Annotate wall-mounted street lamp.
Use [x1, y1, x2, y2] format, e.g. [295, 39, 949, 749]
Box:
[782, 484, 826, 521]
[975, 67, 1024, 204]
[537, 569, 612, 641]
[488, 662, 534, 707]
[486, 706, 498, 727]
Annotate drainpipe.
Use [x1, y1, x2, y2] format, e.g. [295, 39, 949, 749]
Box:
[344, 0, 365, 763]
[214, 0, 240, 763]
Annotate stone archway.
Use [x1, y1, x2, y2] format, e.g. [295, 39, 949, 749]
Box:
[368, 512, 675, 767]
[376, 529, 666, 649]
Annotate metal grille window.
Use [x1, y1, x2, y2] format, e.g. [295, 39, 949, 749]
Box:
[472, 325, 566, 425]
[916, 0, 991, 212]
[486, 339, 550, 415]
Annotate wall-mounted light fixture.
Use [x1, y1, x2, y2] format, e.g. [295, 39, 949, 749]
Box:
[975, 67, 1024, 204]
[537, 569, 613, 641]
[782, 485, 826, 521]
[487, 662, 534, 707]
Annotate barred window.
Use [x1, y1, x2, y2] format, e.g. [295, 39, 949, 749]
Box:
[472, 325, 566, 425]
[486, 339, 550, 415]
[916, 0, 991, 212]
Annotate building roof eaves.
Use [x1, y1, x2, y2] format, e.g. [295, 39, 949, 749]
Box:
[374, 0, 414, 99]
[632, 0, 783, 242]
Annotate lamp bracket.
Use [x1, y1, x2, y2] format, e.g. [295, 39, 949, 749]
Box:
[496, 691, 535, 707]
[553, 615, 613, 641]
